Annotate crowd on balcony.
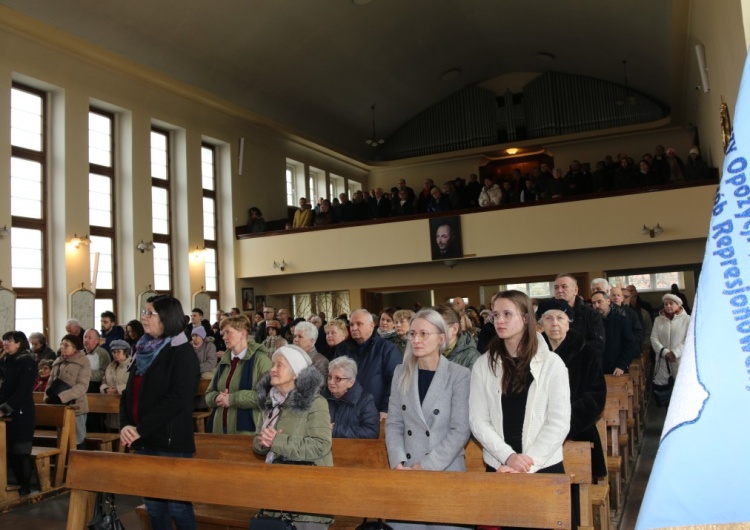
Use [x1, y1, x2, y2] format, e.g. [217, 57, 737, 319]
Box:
[246, 144, 713, 234]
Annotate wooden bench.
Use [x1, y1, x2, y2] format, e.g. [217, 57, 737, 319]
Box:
[66, 450, 571, 530]
[602, 397, 624, 515]
[32, 404, 75, 491]
[35, 392, 122, 452]
[142, 434, 588, 530]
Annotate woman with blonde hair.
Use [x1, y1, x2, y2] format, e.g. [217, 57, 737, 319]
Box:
[323, 318, 349, 359]
[385, 308, 471, 530]
[205, 315, 271, 434]
[469, 290, 570, 475]
[391, 309, 414, 356]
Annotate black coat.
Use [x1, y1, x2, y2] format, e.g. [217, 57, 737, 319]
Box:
[323, 381, 379, 439]
[120, 340, 200, 453]
[0, 351, 37, 450]
[571, 296, 605, 358]
[543, 330, 607, 479]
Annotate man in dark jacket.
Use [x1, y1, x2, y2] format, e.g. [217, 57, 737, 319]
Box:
[333, 309, 401, 419]
[591, 291, 637, 375]
[554, 274, 605, 357]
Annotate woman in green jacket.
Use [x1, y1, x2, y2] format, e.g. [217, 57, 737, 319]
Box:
[254, 345, 333, 529]
[205, 315, 271, 434]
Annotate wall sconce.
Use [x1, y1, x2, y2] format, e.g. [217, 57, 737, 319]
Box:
[70, 233, 91, 248]
[506, 148, 519, 155]
[191, 245, 207, 260]
[0, 225, 9, 238]
[137, 240, 155, 253]
[641, 224, 664, 238]
[273, 260, 288, 272]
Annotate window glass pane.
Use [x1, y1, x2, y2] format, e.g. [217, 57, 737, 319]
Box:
[628, 274, 652, 291]
[152, 187, 169, 234]
[10, 157, 43, 219]
[11, 227, 43, 288]
[528, 282, 552, 298]
[95, 299, 115, 323]
[608, 276, 627, 288]
[15, 298, 44, 338]
[204, 247, 217, 292]
[153, 242, 171, 291]
[89, 174, 113, 227]
[201, 146, 215, 191]
[286, 167, 295, 206]
[655, 272, 681, 290]
[203, 197, 215, 241]
[209, 299, 218, 320]
[90, 236, 114, 290]
[505, 283, 528, 295]
[89, 112, 112, 167]
[11, 88, 43, 151]
[151, 131, 168, 180]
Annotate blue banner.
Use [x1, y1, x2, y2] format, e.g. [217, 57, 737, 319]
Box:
[636, 59, 750, 528]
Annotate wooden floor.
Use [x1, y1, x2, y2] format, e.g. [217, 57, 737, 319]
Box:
[0, 404, 668, 530]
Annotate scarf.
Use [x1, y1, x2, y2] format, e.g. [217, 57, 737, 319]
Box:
[134, 334, 172, 375]
[262, 386, 288, 463]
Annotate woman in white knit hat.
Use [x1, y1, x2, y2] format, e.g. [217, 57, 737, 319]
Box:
[650, 293, 691, 406]
[254, 345, 333, 530]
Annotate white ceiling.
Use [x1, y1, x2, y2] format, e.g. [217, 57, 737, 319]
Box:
[1, 0, 676, 160]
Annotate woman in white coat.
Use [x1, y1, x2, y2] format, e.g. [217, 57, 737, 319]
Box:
[469, 290, 570, 475]
[651, 293, 691, 388]
[386, 308, 471, 530]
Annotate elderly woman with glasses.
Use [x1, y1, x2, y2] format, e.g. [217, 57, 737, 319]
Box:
[120, 295, 200, 530]
[322, 356, 379, 439]
[385, 309, 472, 530]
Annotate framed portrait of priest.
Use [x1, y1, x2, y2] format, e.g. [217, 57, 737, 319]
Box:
[429, 216, 463, 260]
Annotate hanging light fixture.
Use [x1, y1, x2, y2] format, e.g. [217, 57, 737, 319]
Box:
[365, 104, 385, 147]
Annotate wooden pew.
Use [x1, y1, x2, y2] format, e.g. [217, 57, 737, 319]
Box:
[168, 434, 589, 530]
[602, 397, 624, 515]
[32, 404, 75, 491]
[65, 450, 572, 530]
[35, 392, 121, 451]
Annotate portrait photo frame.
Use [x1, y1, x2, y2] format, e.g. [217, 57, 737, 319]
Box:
[429, 216, 463, 261]
[241, 287, 255, 312]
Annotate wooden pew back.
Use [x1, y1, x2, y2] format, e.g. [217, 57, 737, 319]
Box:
[65, 450, 572, 529]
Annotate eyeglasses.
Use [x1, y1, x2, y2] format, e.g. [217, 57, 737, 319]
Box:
[406, 330, 439, 341]
[140, 309, 158, 318]
[489, 311, 521, 322]
[327, 375, 352, 384]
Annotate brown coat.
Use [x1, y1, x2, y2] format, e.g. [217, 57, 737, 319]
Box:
[49, 350, 91, 415]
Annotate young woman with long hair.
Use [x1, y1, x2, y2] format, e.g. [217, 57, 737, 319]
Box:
[469, 290, 570, 475]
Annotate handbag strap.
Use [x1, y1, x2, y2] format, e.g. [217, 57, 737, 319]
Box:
[658, 350, 673, 375]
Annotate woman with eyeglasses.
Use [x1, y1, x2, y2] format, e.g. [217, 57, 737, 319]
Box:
[0, 331, 36, 495]
[322, 356, 379, 438]
[385, 308, 471, 530]
[120, 295, 200, 530]
[469, 290, 570, 477]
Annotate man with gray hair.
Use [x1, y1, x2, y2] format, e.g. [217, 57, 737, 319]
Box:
[66, 318, 85, 340]
[554, 273, 605, 357]
[333, 309, 401, 419]
[590, 277, 610, 294]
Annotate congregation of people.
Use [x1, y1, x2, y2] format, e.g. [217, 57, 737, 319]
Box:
[247, 144, 713, 233]
[0, 277, 692, 529]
